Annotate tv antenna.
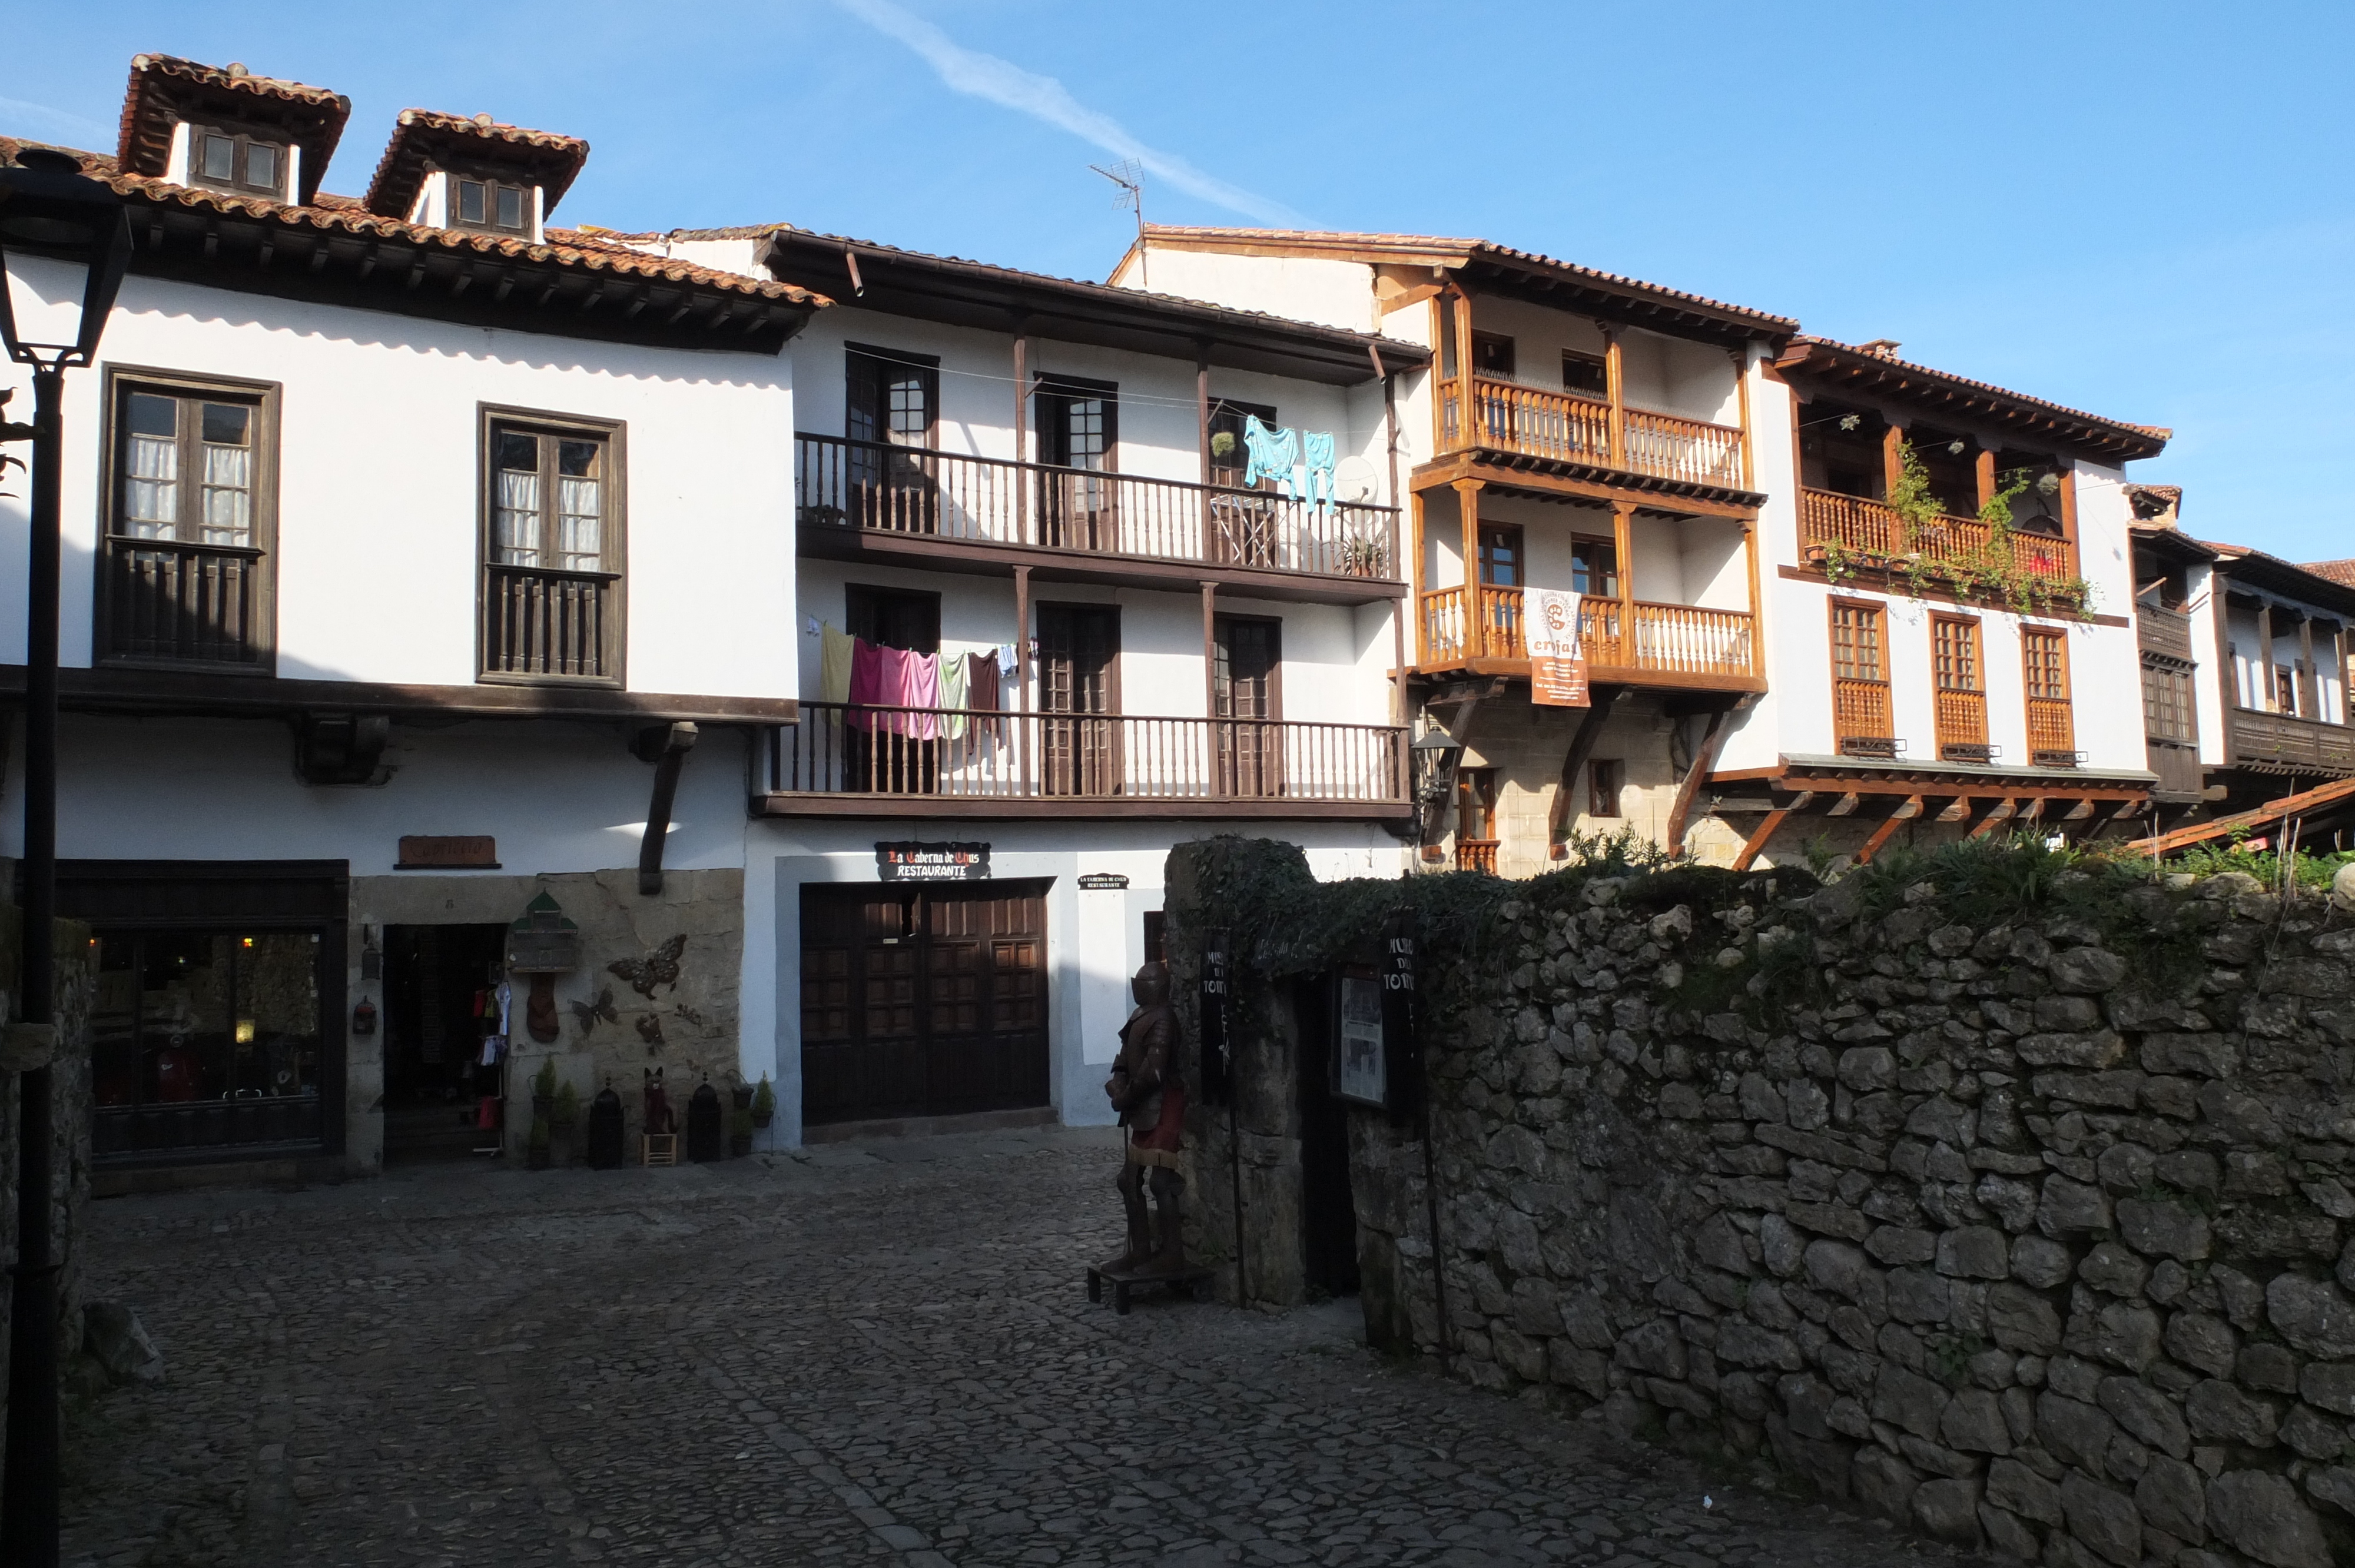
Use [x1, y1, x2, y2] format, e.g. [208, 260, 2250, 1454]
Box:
[1091, 158, 1146, 288]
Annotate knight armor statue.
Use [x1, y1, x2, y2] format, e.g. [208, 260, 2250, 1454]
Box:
[1104, 961, 1186, 1277]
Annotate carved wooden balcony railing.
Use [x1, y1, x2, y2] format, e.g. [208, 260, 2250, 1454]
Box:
[1834, 677, 1895, 751]
[1935, 689, 1990, 761]
[2027, 697, 2079, 765]
[1455, 839, 1499, 875]
[796, 433, 1401, 587]
[764, 703, 1408, 808]
[1800, 488, 2076, 584]
[1437, 378, 1744, 489]
[481, 563, 620, 682]
[1417, 584, 1753, 680]
[2231, 708, 2355, 774]
[101, 536, 265, 666]
[2137, 604, 2196, 662]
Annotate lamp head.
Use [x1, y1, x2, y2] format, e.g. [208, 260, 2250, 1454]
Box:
[0, 148, 132, 368]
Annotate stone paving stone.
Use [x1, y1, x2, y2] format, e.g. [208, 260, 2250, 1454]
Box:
[62, 1127, 1991, 1567]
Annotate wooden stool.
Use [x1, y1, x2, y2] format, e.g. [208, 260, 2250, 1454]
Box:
[641, 1132, 678, 1167]
[1086, 1264, 1213, 1315]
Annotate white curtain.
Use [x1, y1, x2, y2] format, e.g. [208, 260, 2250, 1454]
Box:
[557, 476, 600, 570]
[124, 433, 178, 539]
[496, 470, 541, 565]
[200, 442, 253, 544]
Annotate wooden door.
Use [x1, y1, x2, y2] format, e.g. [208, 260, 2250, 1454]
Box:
[800, 882, 1049, 1124]
[1038, 604, 1119, 795]
[1215, 615, 1282, 798]
[1036, 378, 1118, 550]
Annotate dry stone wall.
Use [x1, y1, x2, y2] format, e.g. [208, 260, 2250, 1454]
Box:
[1167, 837, 2355, 1567]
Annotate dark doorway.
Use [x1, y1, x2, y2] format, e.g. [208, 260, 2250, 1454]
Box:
[800, 881, 1050, 1125]
[1038, 603, 1120, 795]
[1215, 614, 1282, 798]
[1293, 974, 1361, 1298]
[382, 923, 510, 1163]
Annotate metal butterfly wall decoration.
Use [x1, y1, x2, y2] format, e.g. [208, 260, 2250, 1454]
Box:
[608, 934, 686, 998]
[567, 986, 619, 1038]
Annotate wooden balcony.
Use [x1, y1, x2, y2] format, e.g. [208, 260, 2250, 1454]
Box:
[796, 434, 1403, 606]
[1800, 489, 2077, 586]
[2138, 604, 2197, 662]
[2230, 708, 2355, 775]
[1415, 584, 1759, 690]
[758, 702, 1409, 819]
[100, 536, 266, 667]
[1435, 378, 1748, 495]
[481, 563, 620, 683]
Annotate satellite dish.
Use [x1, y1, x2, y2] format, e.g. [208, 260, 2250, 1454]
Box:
[1334, 455, 1380, 503]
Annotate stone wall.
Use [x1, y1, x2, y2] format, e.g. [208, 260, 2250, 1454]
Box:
[1166, 836, 2355, 1567]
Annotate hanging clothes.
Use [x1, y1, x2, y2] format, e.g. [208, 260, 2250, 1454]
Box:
[939, 650, 969, 739]
[821, 622, 855, 705]
[846, 637, 885, 729]
[967, 650, 1001, 714]
[873, 646, 940, 739]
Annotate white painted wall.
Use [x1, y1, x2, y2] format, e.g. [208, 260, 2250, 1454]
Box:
[0, 261, 797, 700]
[1109, 248, 1378, 334]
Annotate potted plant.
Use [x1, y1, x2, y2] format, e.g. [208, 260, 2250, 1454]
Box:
[751, 1075, 775, 1131]
[728, 1081, 755, 1158]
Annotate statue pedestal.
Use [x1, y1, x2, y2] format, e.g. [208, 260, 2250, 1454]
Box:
[1086, 1263, 1214, 1316]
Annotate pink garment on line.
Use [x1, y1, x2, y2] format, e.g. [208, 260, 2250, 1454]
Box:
[845, 637, 885, 730]
[872, 646, 940, 739]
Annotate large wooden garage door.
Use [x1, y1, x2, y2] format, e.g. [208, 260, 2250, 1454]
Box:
[800, 881, 1049, 1125]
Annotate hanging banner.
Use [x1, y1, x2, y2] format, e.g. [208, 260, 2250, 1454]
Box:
[1526, 587, 1591, 708]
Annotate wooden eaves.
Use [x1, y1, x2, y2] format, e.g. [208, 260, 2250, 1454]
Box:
[1773, 337, 2169, 463]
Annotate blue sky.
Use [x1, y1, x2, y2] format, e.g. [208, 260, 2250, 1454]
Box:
[8, 2, 2351, 563]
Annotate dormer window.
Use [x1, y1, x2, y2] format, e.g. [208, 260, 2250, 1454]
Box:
[453, 176, 532, 234]
[191, 125, 287, 198]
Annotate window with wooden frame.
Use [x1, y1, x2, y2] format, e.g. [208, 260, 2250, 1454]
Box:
[1207, 397, 1276, 489]
[845, 346, 940, 530]
[844, 584, 941, 654]
[1037, 603, 1120, 796]
[1931, 614, 1989, 761]
[1570, 536, 1619, 600]
[1454, 768, 1499, 873]
[1214, 615, 1283, 799]
[1035, 376, 1119, 552]
[2022, 626, 2077, 764]
[189, 125, 287, 198]
[1563, 350, 1608, 399]
[1477, 523, 1524, 588]
[97, 368, 279, 670]
[479, 407, 624, 685]
[2141, 656, 2197, 745]
[1588, 758, 1624, 819]
[1829, 599, 1895, 755]
[1471, 332, 1515, 379]
[450, 175, 533, 235]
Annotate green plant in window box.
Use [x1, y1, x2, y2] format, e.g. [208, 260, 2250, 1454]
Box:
[1339, 534, 1389, 577]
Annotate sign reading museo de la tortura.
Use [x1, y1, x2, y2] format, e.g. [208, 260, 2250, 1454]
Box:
[875, 841, 991, 881]
[1526, 587, 1591, 708]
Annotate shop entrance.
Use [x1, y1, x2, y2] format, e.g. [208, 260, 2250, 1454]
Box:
[382, 923, 510, 1163]
[799, 881, 1049, 1125]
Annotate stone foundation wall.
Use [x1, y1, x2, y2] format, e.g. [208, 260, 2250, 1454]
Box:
[1168, 836, 2355, 1566]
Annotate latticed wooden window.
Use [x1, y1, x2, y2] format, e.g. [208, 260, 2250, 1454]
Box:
[2023, 626, 2076, 761]
[1932, 615, 1988, 757]
[1829, 600, 1893, 749]
[2142, 657, 2197, 744]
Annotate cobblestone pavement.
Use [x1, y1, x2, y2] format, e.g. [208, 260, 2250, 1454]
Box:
[64, 1127, 1992, 1567]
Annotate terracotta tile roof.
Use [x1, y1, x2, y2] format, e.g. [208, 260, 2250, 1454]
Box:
[2180, 537, 2355, 611]
[1129, 224, 1799, 338]
[0, 137, 827, 310]
[2305, 559, 2355, 588]
[704, 222, 1422, 356]
[1776, 334, 2168, 462]
[115, 53, 350, 203]
[363, 109, 591, 219]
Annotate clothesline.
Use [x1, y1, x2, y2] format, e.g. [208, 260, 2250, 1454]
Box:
[820, 624, 1014, 739]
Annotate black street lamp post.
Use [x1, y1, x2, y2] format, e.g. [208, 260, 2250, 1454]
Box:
[0, 145, 131, 1566]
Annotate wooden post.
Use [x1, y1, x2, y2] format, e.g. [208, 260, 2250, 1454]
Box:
[1613, 501, 1638, 669]
[1544, 686, 1625, 856]
[1975, 446, 1997, 512]
[2256, 601, 2275, 712]
[1881, 423, 1906, 501]
[2058, 462, 2080, 576]
[1385, 370, 1407, 727]
[1855, 795, 1923, 866]
[1409, 489, 1428, 669]
[1732, 346, 1754, 491]
[1196, 348, 1213, 562]
[1663, 700, 1741, 858]
[1742, 513, 1763, 679]
[2299, 611, 2318, 720]
[1201, 582, 1219, 719]
[1454, 479, 1484, 659]
[1732, 808, 1790, 871]
[1012, 324, 1030, 544]
[1604, 328, 1626, 468]
[1013, 563, 1032, 794]
[1452, 287, 1476, 454]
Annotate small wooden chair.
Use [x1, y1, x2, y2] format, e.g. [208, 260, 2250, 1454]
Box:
[641, 1132, 678, 1167]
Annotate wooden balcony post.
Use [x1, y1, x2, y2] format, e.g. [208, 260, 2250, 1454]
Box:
[1975, 446, 1997, 513]
[2256, 601, 2274, 712]
[1410, 489, 1429, 667]
[1454, 478, 1484, 658]
[1202, 580, 1223, 797]
[1732, 346, 1754, 491]
[1742, 513, 1763, 679]
[1196, 347, 1213, 559]
[1612, 501, 1637, 667]
[1452, 287, 1476, 454]
[1880, 423, 1906, 501]
[1604, 329, 1626, 468]
[2299, 611, 2319, 720]
[1014, 563, 1032, 792]
[2058, 461, 2080, 576]
[1013, 322, 1031, 544]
